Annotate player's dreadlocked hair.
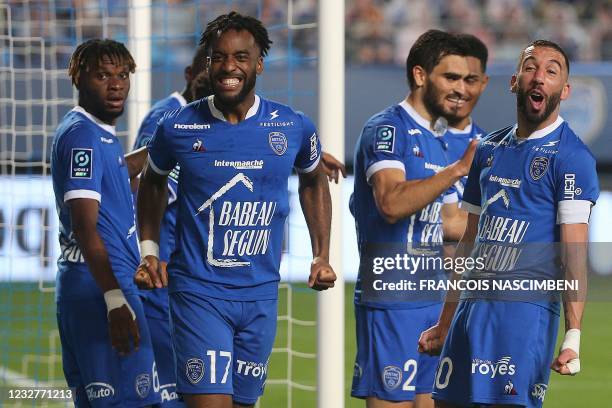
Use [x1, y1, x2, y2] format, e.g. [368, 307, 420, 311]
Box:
[456, 33, 488, 73]
[68, 39, 136, 87]
[517, 39, 570, 74]
[199, 11, 272, 57]
[406, 29, 467, 90]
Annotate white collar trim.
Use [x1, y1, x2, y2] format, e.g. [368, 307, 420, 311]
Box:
[516, 116, 564, 140]
[171, 91, 187, 107]
[207, 94, 260, 122]
[399, 100, 433, 132]
[448, 118, 473, 134]
[72, 106, 116, 135]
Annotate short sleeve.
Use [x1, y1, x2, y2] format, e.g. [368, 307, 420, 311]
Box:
[147, 117, 176, 175]
[460, 142, 485, 215]
[361, 119, 407, 184]
[60, 125, 104, 203]
[133, 112, 158, 150]
[294, 113, 321, 173]
[555, 148, 599, 224]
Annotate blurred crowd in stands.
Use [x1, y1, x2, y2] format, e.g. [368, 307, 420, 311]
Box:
[4, 0, 612, 70]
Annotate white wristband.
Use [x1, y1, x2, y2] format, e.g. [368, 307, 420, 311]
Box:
[140, 240, 159, 259]
[561, 328, 581, 375]
[103, 289, 135, 320]
[561, 328, 581, 355]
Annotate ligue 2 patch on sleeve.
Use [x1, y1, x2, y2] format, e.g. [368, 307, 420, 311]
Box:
[71, 148, 93, 179]
[374, 125, 396, 153]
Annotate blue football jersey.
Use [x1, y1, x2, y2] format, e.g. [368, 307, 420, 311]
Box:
[133, 92, 186, 319]
[445, 120, 486, 201]
[51, 106, 140, 301]
[461, 117, 599, 310]
[350, 100, 457, 309]
[147, 95, 321, 300]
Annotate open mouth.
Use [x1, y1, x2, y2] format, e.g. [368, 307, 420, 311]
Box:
[217, 77, 242, 90]
[528, 90, 545, 110]
[106, 96, 124, 109]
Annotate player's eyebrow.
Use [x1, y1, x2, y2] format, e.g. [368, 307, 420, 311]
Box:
[522, 56, 563, 71]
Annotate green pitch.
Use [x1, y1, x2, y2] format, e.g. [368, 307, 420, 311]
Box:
[1, 282, 610, 407]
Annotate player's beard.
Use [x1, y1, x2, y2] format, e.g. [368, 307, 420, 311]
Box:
[516, 86, 561, 124]
[79, 87, 124, 123]
[422, 78, 463, 124]
[212, 72, 257, 107]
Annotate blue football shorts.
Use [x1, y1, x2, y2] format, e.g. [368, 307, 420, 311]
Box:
[433, 299, 559, 407]
[170, 291, 277, 405]
[142, 296, 184, 407]
[351, 303, 441, 402]
[56, 294, 160, 407]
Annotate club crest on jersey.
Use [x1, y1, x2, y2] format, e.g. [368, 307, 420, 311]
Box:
[71, 148, 92, 179]
[186, 358, 205, 384]
[529, 156, 549, 180]
[382, 366, 402, 390]
[192, 139, 205, 152]
[375, 125, 395, 152]
[268, 132, 288, 155]
[135, 374, 151, 398]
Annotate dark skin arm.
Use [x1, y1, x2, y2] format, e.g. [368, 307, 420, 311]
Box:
[69, 198, 139, 355]
[320, 151, 347, 184]
[298, 163, 337, 290]
[125, 146, 148, 180]
[134, 162, 169, 289]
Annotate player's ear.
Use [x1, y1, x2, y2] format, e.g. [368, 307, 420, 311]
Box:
[560, 81, 571, 101]
[184, 65, 193, 82]
[480, 74, 490, 92]
[510, 74, 518, 93]
[256, 56, 264, 75]
[412, 65, 426, 88]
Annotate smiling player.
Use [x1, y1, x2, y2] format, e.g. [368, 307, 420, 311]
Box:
[135, 12, 336, 408]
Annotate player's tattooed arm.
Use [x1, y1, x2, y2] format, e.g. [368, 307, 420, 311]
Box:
[135, 162, 169, 289]
[124, 146, 148, 180]
[298, 163, 336, 291]
[552, 223, 588, 375]
[371, 139, 477, 224]
[69, 198, 140, 355]
[418, 212, 479, 355]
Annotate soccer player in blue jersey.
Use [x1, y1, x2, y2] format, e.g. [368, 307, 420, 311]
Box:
[445, 34, 489, 206]
[132, 44, 209, 407]
[135, 12, 336, 408]
[350, 30, 477, 408]
[419, 40, 598, 408]
[51, 39, 159, 407]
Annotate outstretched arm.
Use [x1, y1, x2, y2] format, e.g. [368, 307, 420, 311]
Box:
[298, 163, 336, 290]
[371, 139, 477, 224]
[135, 161, 169, 289]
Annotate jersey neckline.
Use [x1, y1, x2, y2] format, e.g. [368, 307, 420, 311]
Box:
[206, 94, 261, 123]
[71, 106, 116, 135]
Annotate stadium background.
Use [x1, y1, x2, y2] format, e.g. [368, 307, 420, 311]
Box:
[1, 0, 611, 406]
